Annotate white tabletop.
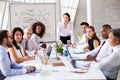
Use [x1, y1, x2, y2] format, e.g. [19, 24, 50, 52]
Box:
[5, 60, 106, 80]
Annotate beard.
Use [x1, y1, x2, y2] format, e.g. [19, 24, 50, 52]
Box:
[6, 42, 13, 48]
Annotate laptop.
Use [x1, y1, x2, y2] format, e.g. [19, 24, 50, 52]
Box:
[66, 47, 86, 61]
[58, 56, 88, 72]
[46, 46, 52, 59]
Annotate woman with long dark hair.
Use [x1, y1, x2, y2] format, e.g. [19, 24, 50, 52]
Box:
[84, 26, 100, 51]
[8, 27, 34, 63]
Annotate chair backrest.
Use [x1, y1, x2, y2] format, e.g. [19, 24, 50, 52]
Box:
[76, 34, 82, 41]
[117, 69, 120, 80]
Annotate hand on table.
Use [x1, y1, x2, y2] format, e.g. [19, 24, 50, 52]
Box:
[26, 66, 36, 73]
[84, 55, 96, 61]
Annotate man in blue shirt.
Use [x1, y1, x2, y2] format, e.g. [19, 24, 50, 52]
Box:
[0, 30, 36, 80]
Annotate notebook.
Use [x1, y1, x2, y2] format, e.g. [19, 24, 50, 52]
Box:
[58, 56, 88, 72]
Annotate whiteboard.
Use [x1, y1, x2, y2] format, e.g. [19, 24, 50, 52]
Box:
[9, 3, 56, 42]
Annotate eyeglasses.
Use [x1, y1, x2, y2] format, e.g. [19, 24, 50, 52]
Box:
[27, 33, 32, 35]
[8, 36, 12, 39]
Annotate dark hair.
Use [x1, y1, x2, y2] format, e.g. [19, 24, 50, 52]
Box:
[80, 22, 89, 26]
[102, 24, 112, 29]
[88, 26, 100, 43]
[63, 13, 71, 21]
[31, 21, 46, 38]
[0, 30, 8, 45]
[109, 28, 120, 40]
[12, 27, 24, 49]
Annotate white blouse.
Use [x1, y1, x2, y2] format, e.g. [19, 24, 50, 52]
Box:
[13, 44, 25, 58]
[57, 21, 75, 43]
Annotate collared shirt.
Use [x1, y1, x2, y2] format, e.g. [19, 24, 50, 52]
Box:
[89, 39, 113, 61]
[31, 33, 40, 45]
[91, 44, 120, 79]
[22, 38, 38, 51]
[0, 46, 26, 78]
[57, 21, 75, 43]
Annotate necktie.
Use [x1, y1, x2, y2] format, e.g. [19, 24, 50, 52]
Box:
[94, 41, 106, 57]
[17, 45, 24, 57]
[25, 40, 28, 50]
[7, 52, 11, 62]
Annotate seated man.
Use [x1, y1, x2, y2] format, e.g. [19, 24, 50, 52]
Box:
[91, 28, 120, 80]
[0, 30, 36, 80]
[85, 24, 112, 61]
[79, 22, 89, 44]
[71, 22, 89, 48]
[22, 27, 38, 56]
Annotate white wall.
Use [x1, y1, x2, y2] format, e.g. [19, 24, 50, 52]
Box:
[0, 1, 6, 29]
[74, 0, 87, 35]
[74, 0, 120, 39]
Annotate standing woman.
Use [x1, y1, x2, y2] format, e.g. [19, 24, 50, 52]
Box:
[84, 26, 100, 51]
[57, 13, 75, 44]
[31, 21, 46, 44]
[8, 27, 34, 63]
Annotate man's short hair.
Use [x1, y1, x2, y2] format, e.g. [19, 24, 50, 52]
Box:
[0, 30, 8, 45]
[80, 22, 89, 26]
[102, 24, 112, 29]
[109, 28, 120, 40]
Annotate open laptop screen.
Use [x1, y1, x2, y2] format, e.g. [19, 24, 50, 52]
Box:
[66, 47, 85, 61]
[46, 46, 52, 59]
[58, 56, 89, 73]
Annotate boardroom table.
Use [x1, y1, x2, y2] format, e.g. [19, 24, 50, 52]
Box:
[5, 44, 106, 80]
[5, 59, 106, 80]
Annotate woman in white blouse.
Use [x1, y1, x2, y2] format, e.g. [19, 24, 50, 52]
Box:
[57, 13, 75, 44]
[8, 27, 34, 63]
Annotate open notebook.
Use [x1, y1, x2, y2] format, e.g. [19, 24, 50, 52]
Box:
[59, 56, 89, 73]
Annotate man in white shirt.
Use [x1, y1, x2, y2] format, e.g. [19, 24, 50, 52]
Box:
[72, 22, 89, 48]
[91, 28, 120, 80]
[85, 24, 112, 61]
[78, 22, 89, 45]
[23, 27, 38, 56]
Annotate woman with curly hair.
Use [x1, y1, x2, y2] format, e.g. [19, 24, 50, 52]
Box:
[31, 21, 46, 44]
